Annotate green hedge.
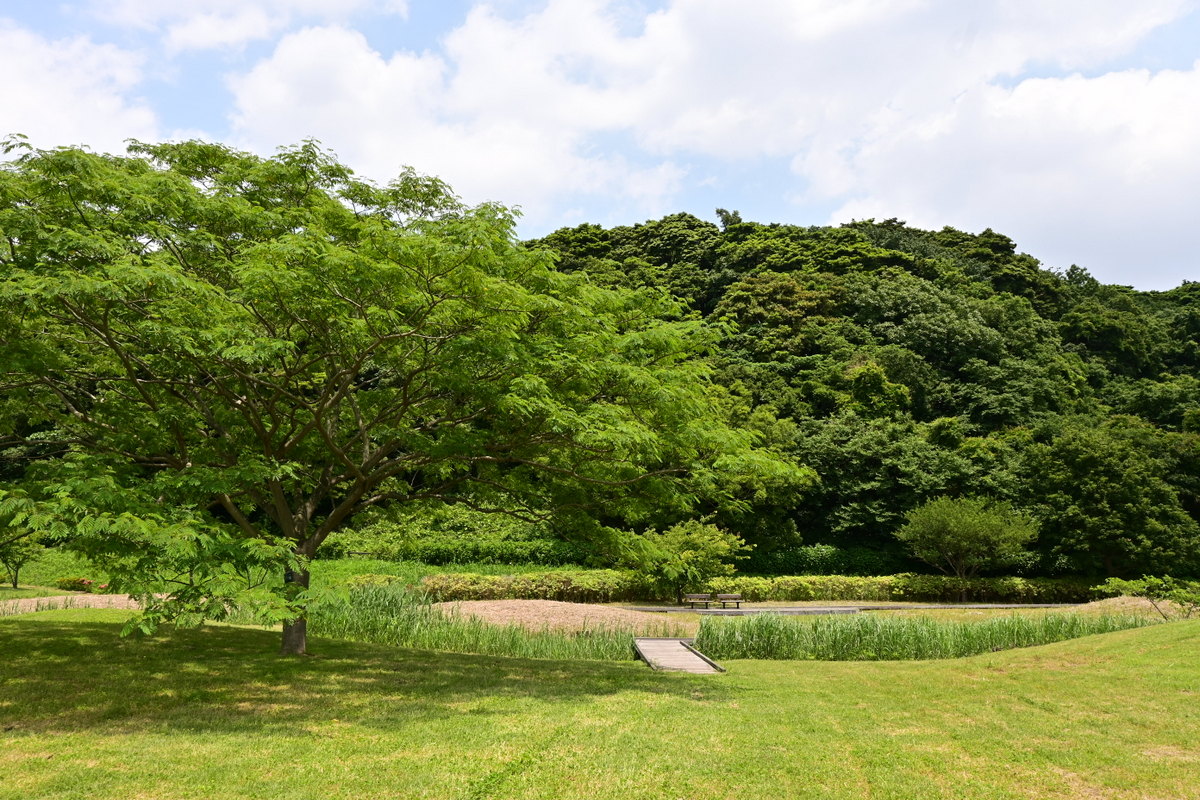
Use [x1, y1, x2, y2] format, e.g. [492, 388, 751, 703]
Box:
[321, 535, 587, 567]
[745, 545, 912, 576]
[419, 570, 1096, 604]
[705, 574, 1094, 603]
[420, 570, 650, 603]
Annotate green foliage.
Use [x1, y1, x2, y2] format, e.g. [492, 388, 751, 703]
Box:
[318, 504, 589, 566]
[1018, 419, 1200, 576]
[895, 496, 1037, 580]
[694, 612, 1157, 661]
[1096, 576, 1200, 619]
[0, 141, 802, 651]
[53, 576, 100, 593]
[420, 569, 649, 603]
[419, 568, 1094, 604]
[705, 573, 1093, 603]
[303, 583, 683, 662]
[537, 212, 1200, 578]
[745, 544, 909, 576]
[0, 490, 45, 588]
[0, 534, 42, 589]
[630, 520, 749, 603]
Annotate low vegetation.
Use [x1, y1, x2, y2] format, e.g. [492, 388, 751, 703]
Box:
[299, 584, 686, 662]
[420, 568, 1095, 603]
[693, 611, 1159, 661]
[2, 611, 1197, 799]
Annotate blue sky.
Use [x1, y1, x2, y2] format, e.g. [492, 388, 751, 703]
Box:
[2, 0, 1198, 290]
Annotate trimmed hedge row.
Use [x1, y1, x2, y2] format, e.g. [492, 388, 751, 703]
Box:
[419, 570, 650, 603]
[705, 574, 1093, 603]
[418, 570, 1096, 604]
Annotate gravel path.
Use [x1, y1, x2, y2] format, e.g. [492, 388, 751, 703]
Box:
[0, 593, 142, 617]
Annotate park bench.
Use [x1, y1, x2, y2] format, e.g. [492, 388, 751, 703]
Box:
[716, 593, 743, 609]
[684, 593, 713, 608]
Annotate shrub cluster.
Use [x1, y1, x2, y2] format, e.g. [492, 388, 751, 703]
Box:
[420, 570, 651, 603]
[420, 569, 1095, 604]
[746, 545, 911, 576]
[320, 531, 587, 566]
[54, 576, 109, 593]
[707, 574, 1092, 603]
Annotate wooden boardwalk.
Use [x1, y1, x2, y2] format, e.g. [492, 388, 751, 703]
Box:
[633, 638, 724, 674]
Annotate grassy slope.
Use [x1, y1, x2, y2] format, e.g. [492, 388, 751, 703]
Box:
[0, 586, 66, 601]
[2, 611, 1198, 800]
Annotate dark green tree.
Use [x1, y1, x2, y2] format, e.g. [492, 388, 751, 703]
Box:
[895, 496, 1037, 581]
[1018, 420, 1200, 576]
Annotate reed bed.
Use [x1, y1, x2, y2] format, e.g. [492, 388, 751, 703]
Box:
[0, 595, 87, 617]
[693, 611, 1160, 661]
[304, 583, 675, 661]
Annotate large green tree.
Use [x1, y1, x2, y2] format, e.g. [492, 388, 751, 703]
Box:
[0, 140, 804, 653]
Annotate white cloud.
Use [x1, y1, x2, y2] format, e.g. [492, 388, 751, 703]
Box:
[215, 0, 1200, 285]
[227, 24, 684, 227]
[0, 22, 159, 150]
[827, 64, 1200, 287]
[88, 0, 408, 51]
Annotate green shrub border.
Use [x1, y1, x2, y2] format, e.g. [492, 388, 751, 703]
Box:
[419, 571, 1096, 604]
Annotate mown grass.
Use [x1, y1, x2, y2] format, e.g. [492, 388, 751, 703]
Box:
[302, 583, 686, 661]
[1, 610, 1198, 799]
[17, 549, 577, 593]
[0, 586, 66, 601]
[694, 611, 1159, 661]
[17, 548, 108, 588]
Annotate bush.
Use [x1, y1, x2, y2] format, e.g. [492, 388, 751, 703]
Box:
[55, 577, 97, 593]
[1095, 576, 1200, 619]
[631, 521, 749, 603]
[321, 530, 588, 566]
[746, 544, 909, 576]
[420, 570, 651, 603]
[420, 569, 1096, 604]
[317, 506, 591, 567]
[895, 496, 1037, 580]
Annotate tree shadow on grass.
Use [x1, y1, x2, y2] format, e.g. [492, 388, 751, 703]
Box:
[1, 616, 731, 737]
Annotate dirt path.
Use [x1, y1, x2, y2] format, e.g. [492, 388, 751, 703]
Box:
[0, 593, 142, 617]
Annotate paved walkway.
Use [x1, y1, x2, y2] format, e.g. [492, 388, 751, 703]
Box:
[633, 638, 724, 674]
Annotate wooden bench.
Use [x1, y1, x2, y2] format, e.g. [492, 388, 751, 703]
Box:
[684, 593, 713, 609]
[716, 593, 743, 609]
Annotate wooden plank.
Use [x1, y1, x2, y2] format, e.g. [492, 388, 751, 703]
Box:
[633, 638, 723, 674]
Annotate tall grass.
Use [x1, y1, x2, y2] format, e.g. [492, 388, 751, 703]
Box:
[304, 583, 679, 662]
[693, 612, 1160, 661]
[0, 595, 88, 617]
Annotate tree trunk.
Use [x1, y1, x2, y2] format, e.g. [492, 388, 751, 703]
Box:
[281, 617, 307, 655]
[280, 561, 311, 656]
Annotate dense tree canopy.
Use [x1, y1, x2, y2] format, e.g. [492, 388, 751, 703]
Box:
[4, 137, 1198, 650]
[0, 140, 804, 653]
[531, 216, 1200, 578]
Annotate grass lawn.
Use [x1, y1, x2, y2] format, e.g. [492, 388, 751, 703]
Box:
[0, 586, 68, 601]
[2, 610, 1198, 799]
